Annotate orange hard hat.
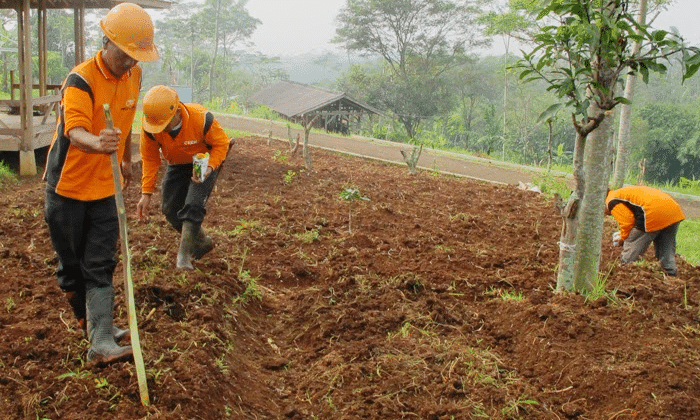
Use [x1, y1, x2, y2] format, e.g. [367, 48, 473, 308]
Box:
[100, 3, 159, 63]
[142, 85, 179, 133]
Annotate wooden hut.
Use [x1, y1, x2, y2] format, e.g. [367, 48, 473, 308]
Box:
[0, 0, 170, 176]
[249, 80, 381, 135]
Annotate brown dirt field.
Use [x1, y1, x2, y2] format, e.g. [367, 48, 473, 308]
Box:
[1, 135, 700, 419]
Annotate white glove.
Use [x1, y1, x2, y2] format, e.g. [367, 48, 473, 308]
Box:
[612, 231, 621, 247]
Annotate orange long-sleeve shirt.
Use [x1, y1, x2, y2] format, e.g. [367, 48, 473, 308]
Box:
[606, 186, 685, 241]
[43, 51, 140, 201]
[139, 103, 230, 194]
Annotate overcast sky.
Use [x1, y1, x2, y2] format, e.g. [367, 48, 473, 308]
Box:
[245, 0, 699, 57]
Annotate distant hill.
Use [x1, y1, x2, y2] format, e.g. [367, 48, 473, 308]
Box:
[265, 50, 378, 88]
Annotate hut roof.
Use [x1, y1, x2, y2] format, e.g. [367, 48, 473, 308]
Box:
[249, 80, 381, 118]
[0, 0, 170, 9]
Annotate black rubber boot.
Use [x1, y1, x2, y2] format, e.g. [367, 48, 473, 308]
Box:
[176, 221, 197, 271]
[192, 226, 215, 260]
[77, 319, 130, 342]
[67, 289, 86, 321]
[86, 287, 133, 366]
[69, 290, 129, 341]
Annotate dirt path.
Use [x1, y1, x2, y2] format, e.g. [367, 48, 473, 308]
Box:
[216, 114, 700, 220]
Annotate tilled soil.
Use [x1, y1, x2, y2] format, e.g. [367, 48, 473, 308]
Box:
[1, 135, 699, 419]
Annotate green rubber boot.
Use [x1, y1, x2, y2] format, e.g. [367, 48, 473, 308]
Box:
[86, 287, 133, 366]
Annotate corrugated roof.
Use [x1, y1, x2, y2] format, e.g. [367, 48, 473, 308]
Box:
[249, 80, 380, 118]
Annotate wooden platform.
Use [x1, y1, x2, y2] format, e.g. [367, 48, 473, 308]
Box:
[0, 99, 59, 152]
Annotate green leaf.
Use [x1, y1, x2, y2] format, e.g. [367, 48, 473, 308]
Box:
[652, 30, 669, 42]
[683, 63, 700, 82]
[537, 103, 565, 124]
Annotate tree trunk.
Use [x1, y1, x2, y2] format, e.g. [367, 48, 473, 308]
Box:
[303, 115, 318, 171]
[208, 0, 222, 103]
[547, 119, 553, 172]
[573, 107, 614, 293]
[556, 129, 585, 292]
[612, 0, 647, 189]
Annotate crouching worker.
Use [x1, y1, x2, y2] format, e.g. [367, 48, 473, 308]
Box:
[605, 186, 685, 276]
[136, 85, 231, 270]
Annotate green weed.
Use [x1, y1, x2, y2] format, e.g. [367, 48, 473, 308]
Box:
[586, 263, 618, 303]
[283, 170, 297, 185]
[435, 244, 453, 254]
[272, 150, 289, 163]
[5, 297, 15, 313]
[56, 367, 91, 381]
[225, 219, 265, 238]
[484, 287, 524, 302]
[502, 396, 538, 419]
[235, 269, 263, 304]
[294, 228, 320, 244]
[500, 290, 525, 302]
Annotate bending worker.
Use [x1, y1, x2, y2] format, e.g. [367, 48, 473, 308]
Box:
[605, 186, 685, 276]
[136, 85, 231, 271]
[43, 3, 159, 365]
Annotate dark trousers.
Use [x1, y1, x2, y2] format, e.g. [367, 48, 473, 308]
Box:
[161, 164, 220, 232]
[44, 188, 119, 293]
[621, 222, 681, 276]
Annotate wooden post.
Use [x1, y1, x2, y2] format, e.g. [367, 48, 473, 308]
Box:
[38, 1, 48, 113]
[74, 4, 85, 65]
[19, 0, 36, 176]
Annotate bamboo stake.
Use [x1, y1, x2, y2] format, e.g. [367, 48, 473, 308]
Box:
[103, 104, 150, 406]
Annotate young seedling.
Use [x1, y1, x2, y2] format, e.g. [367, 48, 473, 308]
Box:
[338, 187, 369, 233]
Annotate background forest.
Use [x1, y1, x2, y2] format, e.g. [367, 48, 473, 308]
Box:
[0, 0, 698, 187]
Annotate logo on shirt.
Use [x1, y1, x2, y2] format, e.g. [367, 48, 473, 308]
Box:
[121, 99, 137, 111]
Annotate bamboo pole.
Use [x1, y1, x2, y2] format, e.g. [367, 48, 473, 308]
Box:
[103, 104, 150, 406]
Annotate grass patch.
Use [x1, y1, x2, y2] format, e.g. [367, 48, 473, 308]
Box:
[531, 171, 571, 201]
[678, 219, 700, 266]
[0, 161, 17, 187]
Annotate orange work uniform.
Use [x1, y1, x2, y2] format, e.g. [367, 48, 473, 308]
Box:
[606, 186, 684, 276]
[139, 102, 230, 195]
[606, 186, 685, 241]
[43, 50, 140, 200]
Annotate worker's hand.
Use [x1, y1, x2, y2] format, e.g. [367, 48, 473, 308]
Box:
[136, 194, 152, 222]
[96, 127, 122, 154]
[612, 231, 621, 247]
[121, 160, 132, 190]
[68, 127, 121, 154]
[191, 166, 213, 184]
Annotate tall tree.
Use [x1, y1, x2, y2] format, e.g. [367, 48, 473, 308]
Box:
[479, 0, 541, 158]
[612, 0, 647, 189]
[200, 0, 259, 102]
[334, 0, 489, 139]
[611, 0, 682, 188]
[517, 0, 699, 293]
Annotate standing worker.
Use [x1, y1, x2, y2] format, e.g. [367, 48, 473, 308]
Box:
[605, 186, 685, 276]
[136, 85, 231, 271]
[43, 3, 159, 365]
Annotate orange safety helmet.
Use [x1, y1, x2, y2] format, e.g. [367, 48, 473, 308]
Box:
[100, 3, 159, 63]
[142, 85, 179, 133]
